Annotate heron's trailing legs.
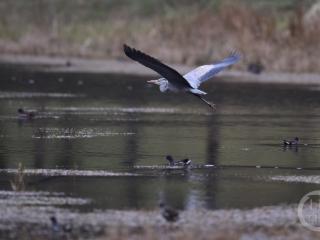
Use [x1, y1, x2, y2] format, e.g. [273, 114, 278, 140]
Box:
[192, 94, 216, 111]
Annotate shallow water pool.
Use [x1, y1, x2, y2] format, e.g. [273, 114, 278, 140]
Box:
[0, 64, 320, 211]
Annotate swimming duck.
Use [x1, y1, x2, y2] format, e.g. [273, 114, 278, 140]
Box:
[159, 202, 179, 222]
[50, 216, 72, 233]
[17, 108, 35, 119]
[247, 61, 264, 74]
[165, 155, 191, 167]
[283, 137, 299, 146]
[50, 216, 60, 232]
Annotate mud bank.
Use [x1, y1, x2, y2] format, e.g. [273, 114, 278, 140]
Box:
[0, 189, 319, 240]
[0, 201, 318, 239]
[1, 54, 320, 85]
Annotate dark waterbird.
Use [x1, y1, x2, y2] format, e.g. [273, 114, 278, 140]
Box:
[247, 61, 264, 74]
[159, 202, 179, 222]
[50, 216, 72, 233]
[50, 216, 60, 232]
[283, 137, 299, 146]
[166, 155, 191, 167]
[17, 108, 35, 119]
[123, 44, 240, 110]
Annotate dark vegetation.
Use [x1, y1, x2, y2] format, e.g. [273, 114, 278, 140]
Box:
[0, 0, 320, 72]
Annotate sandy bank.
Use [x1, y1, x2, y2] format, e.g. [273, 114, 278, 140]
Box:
[1, 54, 320, 85]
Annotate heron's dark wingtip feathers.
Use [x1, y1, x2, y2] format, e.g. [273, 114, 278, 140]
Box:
[123, 44, 129, 52]
[123, 44, 134, 59]
[123, 44, 145, 62]
[229, 50, 241, 62]
[123, 44, 161, 67]
[122, 44, 192, 88]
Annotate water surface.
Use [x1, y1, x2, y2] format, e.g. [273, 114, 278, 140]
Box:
[1, 64, 320, 211]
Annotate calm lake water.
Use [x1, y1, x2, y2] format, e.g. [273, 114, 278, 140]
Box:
[1, 64, 320, 211]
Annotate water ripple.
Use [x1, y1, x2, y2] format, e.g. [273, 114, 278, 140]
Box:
[269, 175, 320, 184]
[32, 127, 135, 139]
[0, 169, 140, 177]
[44, 106, 212, 115]
[0, 91, 85, 99]
[0, 190, 90, 206]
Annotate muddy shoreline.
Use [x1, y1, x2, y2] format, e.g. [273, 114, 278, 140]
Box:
[1, 168, 320, 239]
[1, 54, 320, 85]
[0, 197, 318, 240]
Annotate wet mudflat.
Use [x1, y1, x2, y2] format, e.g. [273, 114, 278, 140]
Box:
[1, 64, 320, 239]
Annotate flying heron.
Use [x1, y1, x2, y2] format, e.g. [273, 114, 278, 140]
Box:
[123, 44, 240, 110]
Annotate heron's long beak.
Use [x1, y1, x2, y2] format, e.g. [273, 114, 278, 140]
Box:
[147, 79, 159, 85]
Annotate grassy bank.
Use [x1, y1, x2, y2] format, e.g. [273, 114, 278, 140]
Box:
[0, 0, 319, 72]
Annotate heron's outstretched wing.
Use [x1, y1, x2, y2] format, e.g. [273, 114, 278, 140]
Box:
[184, 52, 240, 88]
[124, 44, 192, 88]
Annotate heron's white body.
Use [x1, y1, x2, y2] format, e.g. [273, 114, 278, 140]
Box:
[157, 78, 207, 95]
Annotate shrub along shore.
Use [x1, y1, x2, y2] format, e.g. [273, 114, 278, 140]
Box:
[0, 0, 320, 73]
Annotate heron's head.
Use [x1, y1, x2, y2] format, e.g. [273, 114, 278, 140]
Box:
[166, 155, 173, 160]
[147, 78, 168, 92]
